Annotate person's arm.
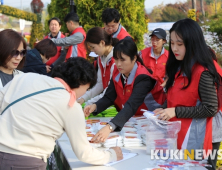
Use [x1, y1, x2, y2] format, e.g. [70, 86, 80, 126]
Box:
[93, 78, 117, 115]
[85, 63, 115, 106]
[111, 75, 156, 131]
[38, 64, 48, 75]
[81, 65, 104, 103]
[52, 48, 67, 67]
[51, 32, 84, 47]
[175, 71, 218, 118]
[64, 103, 117, 165]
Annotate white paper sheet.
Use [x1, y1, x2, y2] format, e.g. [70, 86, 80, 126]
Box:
[105, 152, 138, 166]
[89, 52, 98, 57]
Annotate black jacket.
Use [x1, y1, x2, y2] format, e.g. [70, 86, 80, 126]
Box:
[22, 48, 47, 75]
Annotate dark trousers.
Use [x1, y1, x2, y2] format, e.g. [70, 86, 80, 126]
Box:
[207, 142, 221, 170]
[0, 152, 46, 170]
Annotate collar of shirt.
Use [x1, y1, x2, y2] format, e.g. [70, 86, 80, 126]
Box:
[151, 46, 165, 59]
[122, 73, 129, 84]
[112, 24, 121, 37]
[50, 33, 58, 39]
[100, 48, 114, 67]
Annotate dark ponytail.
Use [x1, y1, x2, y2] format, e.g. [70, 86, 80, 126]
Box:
[85, 27, 119, 51]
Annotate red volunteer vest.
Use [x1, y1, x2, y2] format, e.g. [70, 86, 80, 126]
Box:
[213, 60, 222, 112]
[167, 63, 213, 151]
[44, 32, 65, 66]
[66, 27, 86, 59]
[141, 47, 168, 84]
[116, 27, 131, 40]
[98, 56, 115, 89]
[113, 62, 166, 115]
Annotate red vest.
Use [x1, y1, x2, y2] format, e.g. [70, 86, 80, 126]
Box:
[66, 27, 86, 59]
[116, 27, 131, 40]
[112, 24, 131, 40]
[113, 62, 166, 115]
[167, 63, 213, 151]
[44, 32, 65, 66]
[213, 60, 222, 112]
[141, 47, 168, 84]
[98, 56, 115, 89]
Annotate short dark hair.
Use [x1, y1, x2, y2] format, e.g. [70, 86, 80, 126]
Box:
[64, 12, 79, 23]
[51, 57, 97, 89]
[35, 39, 57, 59]
[48, 17, 62, 26]
[85, 27, 119, 51]
[102, 8, 120, 24]
[0, 29, 26, 68]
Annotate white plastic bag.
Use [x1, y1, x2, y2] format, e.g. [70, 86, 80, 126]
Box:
[143, 111, 181, 155]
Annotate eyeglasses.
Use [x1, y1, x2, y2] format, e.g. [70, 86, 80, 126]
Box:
[11, 49, 26, 58]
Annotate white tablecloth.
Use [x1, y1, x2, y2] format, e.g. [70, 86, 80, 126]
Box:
[57, 133, 207, 170]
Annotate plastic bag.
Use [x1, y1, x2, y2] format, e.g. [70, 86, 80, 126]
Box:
[143, 111, 181, 155]
[212, 110, 222, 142]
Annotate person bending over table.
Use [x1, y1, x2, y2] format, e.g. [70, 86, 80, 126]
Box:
[77, 27, 118, 106]
[0, 58, 122, 170]
[84, 38, 166, 143]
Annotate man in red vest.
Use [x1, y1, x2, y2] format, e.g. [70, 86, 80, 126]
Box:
[102, 8, 131, 40]
[89, 8, 132, 60]
[50, 12, 86, 59]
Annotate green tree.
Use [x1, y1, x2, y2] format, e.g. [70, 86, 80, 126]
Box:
[205, 0, 222, 5]
[46, 0, 147, 50]
[160, 6, 187, 22]
[208, 11, 222, 36]
[148, 3, 165, 22]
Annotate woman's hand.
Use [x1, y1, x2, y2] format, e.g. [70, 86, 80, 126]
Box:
[46, 65, 51, 73]
[161, 76, 168, 87]
[153, 108, 176, 121]
[90, 125, 112, 143]
[83, 104, 96, 117]
[77, 98, 85, 105]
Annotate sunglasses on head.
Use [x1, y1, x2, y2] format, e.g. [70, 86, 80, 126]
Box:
[11, 49, 26, 58]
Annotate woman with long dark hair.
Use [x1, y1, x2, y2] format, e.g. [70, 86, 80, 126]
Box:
[84, 38, 166, 143]
[154, 18, 222, 169]
[77, 27, 119, 105]
[0, 29, 26, 88]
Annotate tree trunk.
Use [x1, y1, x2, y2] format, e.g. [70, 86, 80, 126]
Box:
[215, 0, 217, 15]
[200, 0, 205, 16]
[192, 0, 196, 9]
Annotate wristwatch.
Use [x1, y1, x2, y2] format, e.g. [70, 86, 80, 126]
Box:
[106, 123, 113, 132]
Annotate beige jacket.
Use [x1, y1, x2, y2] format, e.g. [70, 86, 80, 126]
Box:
[0, 73, 117, 164]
